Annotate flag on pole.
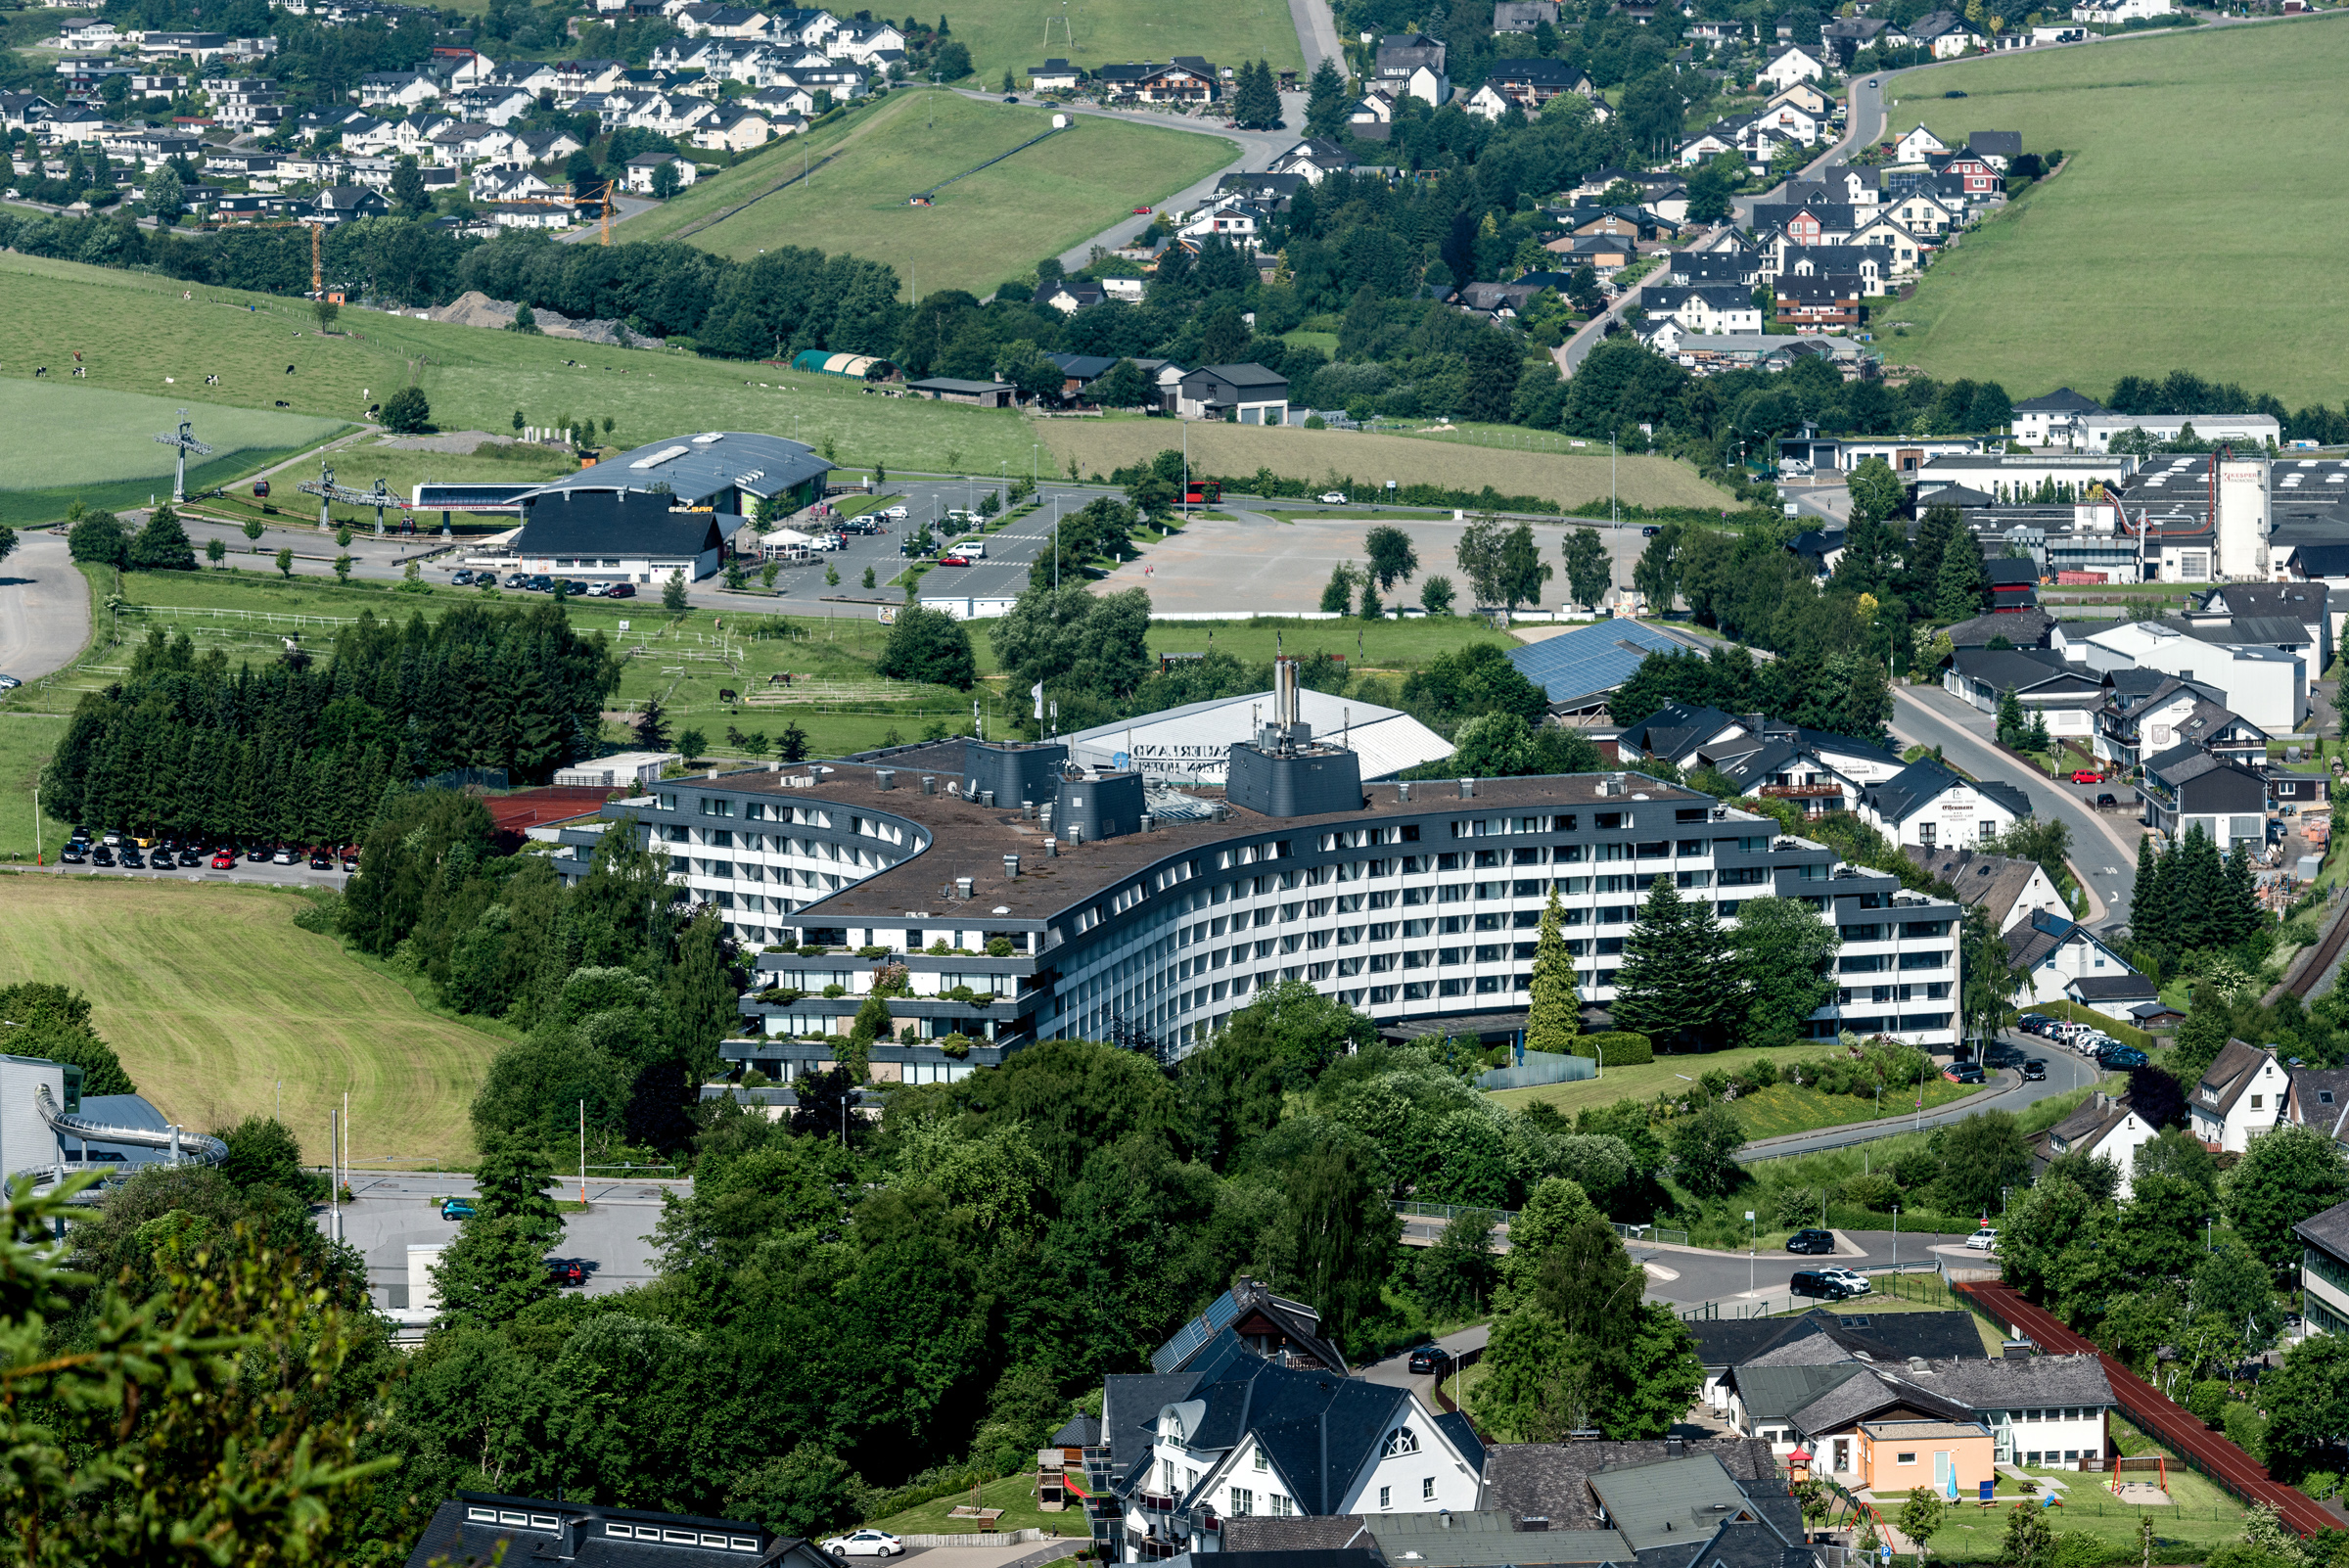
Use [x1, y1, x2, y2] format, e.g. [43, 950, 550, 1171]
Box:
[1032, 680, 1045, 719]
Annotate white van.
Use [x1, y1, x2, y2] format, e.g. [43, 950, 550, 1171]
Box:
[953, 538, 986, 558]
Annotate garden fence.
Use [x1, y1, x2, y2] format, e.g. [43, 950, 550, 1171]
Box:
[1474, 1050, 1596, 1091]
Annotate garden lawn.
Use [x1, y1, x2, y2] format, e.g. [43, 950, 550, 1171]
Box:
[1913, 1457, 2245, 1561]
[1491, 1046, 1987, 1136]
[982, 0, 1304, 84]
[0, 715, 73, 861]
[0, 876, 504, 1166]
[1727, 1074, 1981, 1138]
[0, 253, 1041, 489]
[864, 1471, 1090, 1538]
[1042, 418, 1737, 511]
[625, 91, 1235, 298]
[1884, 16, 2349, 407]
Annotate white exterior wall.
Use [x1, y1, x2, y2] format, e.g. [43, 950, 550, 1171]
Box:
[2017, 933, 2128, 1007]
[1981, 1407, 2111, 1466]
[1865, 781, 2022, 850]
[2190, 1056, 2285, 1154]
[2215, 457, 2271, 581]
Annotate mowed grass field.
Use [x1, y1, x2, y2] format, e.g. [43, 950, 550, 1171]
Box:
[0, 254, 1041, 489]
[1043, 418, 1739, 509]
[1885, 16, 2349, 406]
[1489, 1044, 1987, 1136]
[0, 876, 504, 1165]
[0, 381, 340, 490]
[626, 91, 1234, 297]
[985, 0, 1303, 85]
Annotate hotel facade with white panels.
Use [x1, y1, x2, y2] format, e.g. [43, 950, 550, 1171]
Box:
[558, 737, 1961, 1081]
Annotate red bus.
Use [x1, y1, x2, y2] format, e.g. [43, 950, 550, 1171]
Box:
[1183, 480, 1221, 505]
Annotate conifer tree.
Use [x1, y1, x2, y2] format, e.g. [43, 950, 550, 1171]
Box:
[1526, 887, 1582, 1053]
[1612, 875, 1736, 1048]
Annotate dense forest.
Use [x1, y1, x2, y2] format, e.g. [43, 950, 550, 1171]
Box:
[37, 609, 620, 845]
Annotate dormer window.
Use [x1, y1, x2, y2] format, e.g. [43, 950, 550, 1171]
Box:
[1383, 1426, 1420, 1457]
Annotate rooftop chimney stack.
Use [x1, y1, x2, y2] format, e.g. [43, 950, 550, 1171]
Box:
[875, 768, 896, 790]
[1004, 853, 1022, 878]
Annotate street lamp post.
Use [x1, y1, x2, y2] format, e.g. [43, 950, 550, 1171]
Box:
[1892, 1205, 1900, 1268]
[1747, 1209, 1756, 1296]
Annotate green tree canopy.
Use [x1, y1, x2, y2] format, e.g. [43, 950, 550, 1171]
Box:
[875, 604, 977, 689]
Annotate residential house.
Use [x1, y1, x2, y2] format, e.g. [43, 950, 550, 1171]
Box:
[2012, 387, 2107, 447]
[2295, 1198, 2349, 1338]
[358, 70, 441, 109]
[2190, 1038, 2284, 1154]
[1612, 704, 1752, 770]
[1781, 243, 1895, 295]
[622, 150, 697, 191]
[450, 84, 534, 125]
[1904, 846, 2066, 934]
[2139, 744, 2267, 852]
[1095, 1283, 1480, 1563]
[1884, 189, 1959, 237]
[1646, 283, 1763, 336]
[2282, 1066, 2349, 1138]
[671, 3, 771, 36]
[1677, 125, 1739, 165]
[1492, 0, 1561, 28]
[825, 20, 905, 62]
[1479, 1445, 1805, 1564]
[1847, 214, 1924, 273]
[1770, 78, 1833, 116]
[402, 1492, 835, 1568]
[1042, 277, 1108, 314]
[1754, 98, 1826, 146]
[1690, 1310, 1987, 1419]
[1665, 247, 1763, 287]
[1907, 11, 1980, 54]
[310, 183, 391, 222]
[693, 103, 772, 151]
[1893, 122, 1949, 160]
[1930, 150, 2004, 196]
[1757, 1351, 2117, 1475]
[512, 127, 587, 163]
[1941, 646, 2105, 742]
[1967, 129, 2022, 169]
[1858, 758, 2030, 849]
[1177, 363, 1288, 424]
[2093, 672, 2264, 771]
[1348, 91, 1396, 140]
[1775, 274, 1863, 329]
[1373, 34, 1449, 105]
[2032, 1090, 2160, 1194]
[1820, 15, 1904, 60]
[471, 165, 559, 201]
[2194, 581, 2334, 674]
[1268, 139, 1357, 182]
[1467, 59, 1591, 118]
[1094, 57, 1221, 104]
[2003, 908, 2153, 1012]
[1031, 58, 1081, 91]
[1760, 44, 1827, 87]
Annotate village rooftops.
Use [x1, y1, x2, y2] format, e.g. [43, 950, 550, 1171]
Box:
[609, 747, 1736, 926]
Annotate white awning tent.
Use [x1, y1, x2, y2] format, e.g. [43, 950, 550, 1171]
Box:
[1066, 688, 1452, 784]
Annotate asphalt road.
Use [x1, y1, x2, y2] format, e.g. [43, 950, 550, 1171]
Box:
[1738, 1033, 2106, 1160]
[0, 530, 91, 685]
[1890, 683, 2142, 928]
[1634, 1228, 1986, 1314]
[324, 1171, 675, 1308]
[1359, 1320, 1492, 1408]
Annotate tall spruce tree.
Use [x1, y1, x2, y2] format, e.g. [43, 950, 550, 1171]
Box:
[2132, 834, 2170, 951]
[1612, 875, 1737, 1048]
[1305, 57, 1349, 139]
[1526, 887, 1581, 1053]
[1934, 526, 1988, 621]
[1232, 59, 1281, 129]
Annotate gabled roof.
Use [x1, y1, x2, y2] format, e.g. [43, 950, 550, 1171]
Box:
[1508, 621, 1697, 708]
[2297, 1197, 2349, 1260]
[1948, 646, 2085, 693]
[2014, 387, 2105, 415]
[2068, 974, 2157, 1000]
[515, 491, 728, 558]
[2039, 1090, 2142, 1161]
[1904, 847, 2045, 925]
[1731, 1361, 1870, 1421]
[2197, 1038, 2276, 1121]
[1184, 362, 1289, 392]
[1481, 1439, 1780, 1529]
[1690, 1308, 1985, 1369]
[1152, 1275, 1347, 1375]
[1586, 1454, 1772, 1552]
[2003, 906, 2108, 973]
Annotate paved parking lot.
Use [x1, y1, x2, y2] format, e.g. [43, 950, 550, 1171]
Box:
[27, 853, 350, 888]
[327, 1172, 673, 1308]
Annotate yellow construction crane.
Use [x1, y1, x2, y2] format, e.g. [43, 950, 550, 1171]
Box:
[310, 218, 322, 299]
[601, 178, 616, 245]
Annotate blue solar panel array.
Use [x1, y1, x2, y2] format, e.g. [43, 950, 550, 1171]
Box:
[1149, 1287, 1243, 1373]
[1506, 620, 1693, 707]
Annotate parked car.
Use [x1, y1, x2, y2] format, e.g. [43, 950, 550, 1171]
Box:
[604, 582, 635, 598]
[1966, 1227, 2000, 1252]
[1786, 1227, 1835, 1255]
[2099, 1043, 2149, 1070]
[451, 569, 476, 585]
[1641, 525, 1661, 536]
[1318, 491, 1347, 503]
[547, 1259, 586, 1287]
[526, 575, 553, 592]
[1406, 1344, 1453, 1374]
[822, 1532, 903, 1558]
[2021, 1059, 2048, 1081]
[2017, 1013, 2050, 1034]
[937, 554, 971, 567]
[90, 846, 115, 866]
[60, 843, 85, 864]
[2070, 769, 2103, 784]
[342, 847, 360, 872]
[503, 573, 529, 588]
[1944, 1061, 1986, 1084]
[308, 848, 334, 870]
[952, 538, 986, 558]
[1130, 206, 1152, 215]
[0, 673, 19, 690]
[439, 1198, 475, 1221]
[2096, 793, 2118, 808]
[1790, 1269, 1860, 1301]
[210, 849, 237, 869]
[118, 847, 145, 868]
[272, 846, 297, 865]
[881, 504, 909, 520]
[246, 844, 270, 862]
[1821, 1267, 1871, 1295]
[177, 847, 203, 866]
[586, 581, 613, 597]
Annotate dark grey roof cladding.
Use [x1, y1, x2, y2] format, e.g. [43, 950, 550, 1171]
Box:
[514, 490, 727, 558]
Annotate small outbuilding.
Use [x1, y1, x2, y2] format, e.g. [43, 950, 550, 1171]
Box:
[905, 376, 1016, 407]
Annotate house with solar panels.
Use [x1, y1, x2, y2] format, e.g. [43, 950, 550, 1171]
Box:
[1505, 621, 1706, 721]
[1083, 1278, 1485, 1561]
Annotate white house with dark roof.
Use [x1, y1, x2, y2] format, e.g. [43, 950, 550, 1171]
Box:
[1775, 1353, 2116, 1476]
[1859, 761, 2030, 851]
[2138, 744, 2267, 852]
[2012, 388, 2106, 447]
[1905, 847, 2065, 934]
[1175, 364, 1288, 424]
[2190, 1038, 2284, 1154]
[2031, 1090, 2158, 1196]
[2002, 909, 2148, 1011]
[1759, 44, 1825, 87]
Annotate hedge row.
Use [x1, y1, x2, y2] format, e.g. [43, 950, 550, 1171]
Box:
[1583, 1031, 1652, 1066]
[2029, 1001, 2157, 1051]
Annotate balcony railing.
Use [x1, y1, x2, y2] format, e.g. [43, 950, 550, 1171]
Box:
[1758, 783, 1843, 799]
[1137, 1493, 1175, 1514]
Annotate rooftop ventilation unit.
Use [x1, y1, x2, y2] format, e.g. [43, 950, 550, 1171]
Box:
[630, 444, 690, 470]
[691, 431, 726, 444]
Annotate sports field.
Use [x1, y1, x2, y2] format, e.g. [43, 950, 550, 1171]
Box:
[974, 0, 1303, 84]
[0, 876, 504, 1165]
[1042, 418, 1738, 510]
[0, 253, 1040, 483]
[625, 91, 1235, 297]
[1885, 16, 2349, 407]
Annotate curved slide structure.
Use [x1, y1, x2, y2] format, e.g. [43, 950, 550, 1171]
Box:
[33, 1084, 227, 1168]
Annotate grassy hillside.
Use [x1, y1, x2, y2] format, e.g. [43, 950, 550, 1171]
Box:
[1042, 418, 1739, 510]
[0, 382, 340, 490]
[0, 876, 503, 1165]
[0, 253, 1042, 493]
[961, 0, 1304, 87]
[1884, 17, 2349, 407]
[624, 91, 1234, 297]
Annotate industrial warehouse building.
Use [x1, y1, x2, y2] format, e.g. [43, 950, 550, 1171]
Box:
[528, 430, 835, 517]
[554, 662, 1963, 1084]
[1065, 687, 1451, 784]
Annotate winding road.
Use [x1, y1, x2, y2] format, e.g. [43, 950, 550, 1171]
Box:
[0, 531, 91, 686]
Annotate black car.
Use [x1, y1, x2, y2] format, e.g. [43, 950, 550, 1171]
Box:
[308, 849, 334, 870]
[1787, 1228, 1834, 1255]
[526, 575, 554, 592]
[177, 847, 203, 867]
[246, 844, 270, 862]
[1790, 1268, 1858, 1301]
[1641, 525, 1661, 537]
[91, 845, 115, 866]
[2099, 1042, 2149, 1070]
[1946, 1061, 1986, 1084]
[118, 847, 145, 868]
[2017, 1014, 2050, 1035]
[2021, 1059, 2048, 1081]
[1406, 1344, 1453, 1375]
[2096, 793, 2118, 808]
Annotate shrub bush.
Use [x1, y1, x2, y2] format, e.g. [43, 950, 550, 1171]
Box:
[2188, 1379, 2230, 1425]
[1584, 1031, 1652, 1065]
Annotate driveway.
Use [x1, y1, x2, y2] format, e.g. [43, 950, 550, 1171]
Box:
[324, 1171, 677, 1309]
[1738, 1036, 2105, 1160]
[1359, 1321, 1490, 1410]
[0, 530, 91, 684]
[1889, 684, 2142, 927]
